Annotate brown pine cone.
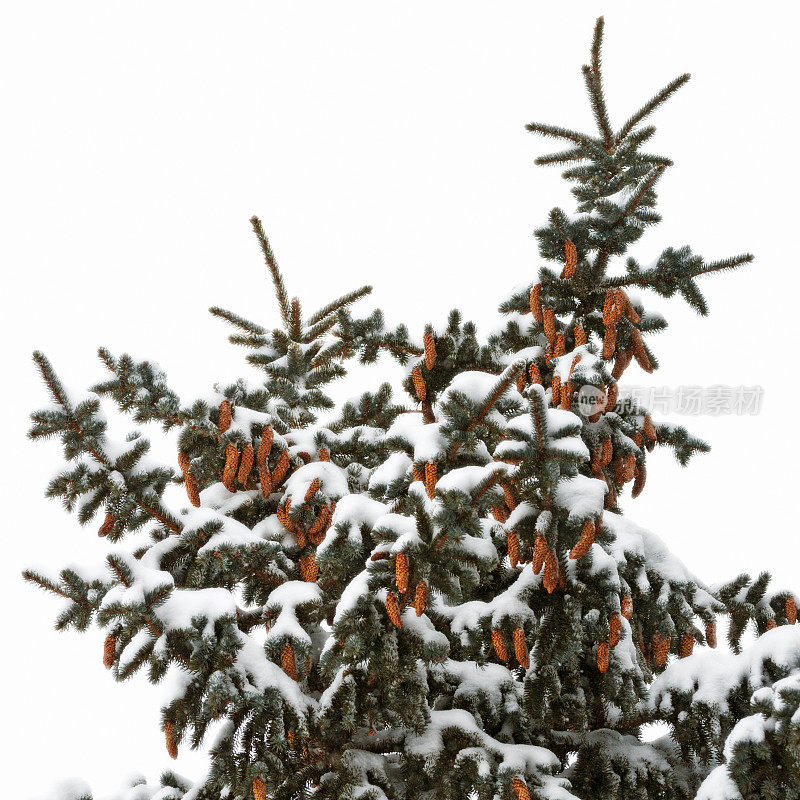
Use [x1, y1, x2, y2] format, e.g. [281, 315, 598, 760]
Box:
[304, 477, 320, 503]
[554, 332, 566, 358]
[631, 464, 647, 498]
[395, 553, 409, 594]
[237, 443, 255, 487]
[411, 367, 427, 402]
[281, 642, 298, 680]
[653, 633, 671, 668]
[597, 641, 609, 673]
[561, 381, 572, 411]
[257, 426, 273, 465]
[787, 596, 797, 625]
[543, 549, 558, 594]
[679, 632, 694, 658]
[569, 518, 595, 560]
[643, 414, 657, 443]
[103, 633, 116, 668]
[299, 554, 318, 583]
[217, 400, 232, 434]
[318, 446, 330, 462]
[423, 330, 437, 370]
[528, 364, 541, 385]
[164, 722, 178, 760]
[564, 240, 578, 279]
[253, 778, 267, 800]
[98, 511, 114, 537]
[621, 595, 633, 620]
[529, 283, 543, 323]
[601, 437, 613, 466]
[532, 535, 547, 575]
[272, 448, 291, 486]
[386, 592, 402, 627]
[258, 463, 272, 499]
[611, 348, 634, 380]
[222, 444, 240, 492]
[609, 613, 621, 649]
[705, 620, 717, 648]
[414, 581, 428, 616]
[511, 778, 531, 800]
[543, 306, 556, 344]
[424, 461, 437, 499]
[507, 531, 520, 569]
[630, 328, 653, 373]
[574, 324, 587, 346]
[551, 374, 561, 406]
[765, 619, 777, 632]
[513, 627, 529, 669]
[602, 324, 617, 360]
[491, 629, 508, 662]
[606, 382, 618, 413]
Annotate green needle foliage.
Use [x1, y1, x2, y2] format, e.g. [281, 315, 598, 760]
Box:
[25, 18, 797, 800]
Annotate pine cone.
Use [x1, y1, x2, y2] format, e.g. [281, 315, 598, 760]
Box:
[532, 535, 547, 575]
[386, 592, 402, 627]
[621, 595, 633, 620]
[631, 463, 647, 498]
[529, 283, 543, 323]
[602, 324, 616, 360]
[424, 461, 437, 499]
[787, 596, 797, 625]
[395, 553, 409, 594]
[257, 426, 273, 464]
[507, 531, 520, 569]
[492, 505, 509, 523]
[491, 629, 508, 662]
[554, 333, 566, 358]
[631, 328, 653, 373]
[511, 777, 531, 800]
[765, 619, 777, 632]
[609, 613, 621, 649]
[543, 549, 558, 594]
[103, 633, 116, 668]
[252, 778, 267, 800]
[423, 330, 437, 370]
[414, 581, 428, 616]
[528, 364, 541, 385]
[296, 527, 308, 549]
[258, 463, 272, 499]
[513, 627, 529, 669]
[222, 444, 240, 492]
[574, 324, 587, 346]
[98, 511, 114, 537]
[318, 446, 330, 462]
[412, 465, 423, 483]
[601, 437, 613, 466]
[411, 367, 427, 402]
[164, 722, 178, 760]
[551, 374, 561, 406]
[569, 518, 595, 560]
[606, 382, 618, 413]
[272, 448, 291, 486]
[304, 477, 320, 503]
[516, 372, 526, 393]
[543, 306, 556, 344]
[653, 633, 671, 668]
[217, 400, 232, 434]
[281, 642, 298, 680]
[679, 632, 694, 658]
[299, 554, 318, 583]
[597, 641, 609, 673]
[561, 381, 572, 410]
[643, 414, 657, 443]
[238, 443, 255, 487]
[705, 621, 717, 648]
[563, 240, 577, 279]
[611, 348, 633, 380]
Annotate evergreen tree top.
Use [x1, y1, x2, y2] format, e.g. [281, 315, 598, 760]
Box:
[25, 17, 797, 800]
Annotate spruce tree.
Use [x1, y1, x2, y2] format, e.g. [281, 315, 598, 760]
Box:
[26, 18, 799, 800]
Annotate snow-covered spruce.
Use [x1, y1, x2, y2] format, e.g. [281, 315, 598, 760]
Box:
[26, 18, 796, 800]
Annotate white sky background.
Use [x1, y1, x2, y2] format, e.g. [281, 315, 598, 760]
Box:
[1, 2, 799, 796]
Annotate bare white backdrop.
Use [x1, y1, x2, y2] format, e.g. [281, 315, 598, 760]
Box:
[2, 2, 798, 796]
